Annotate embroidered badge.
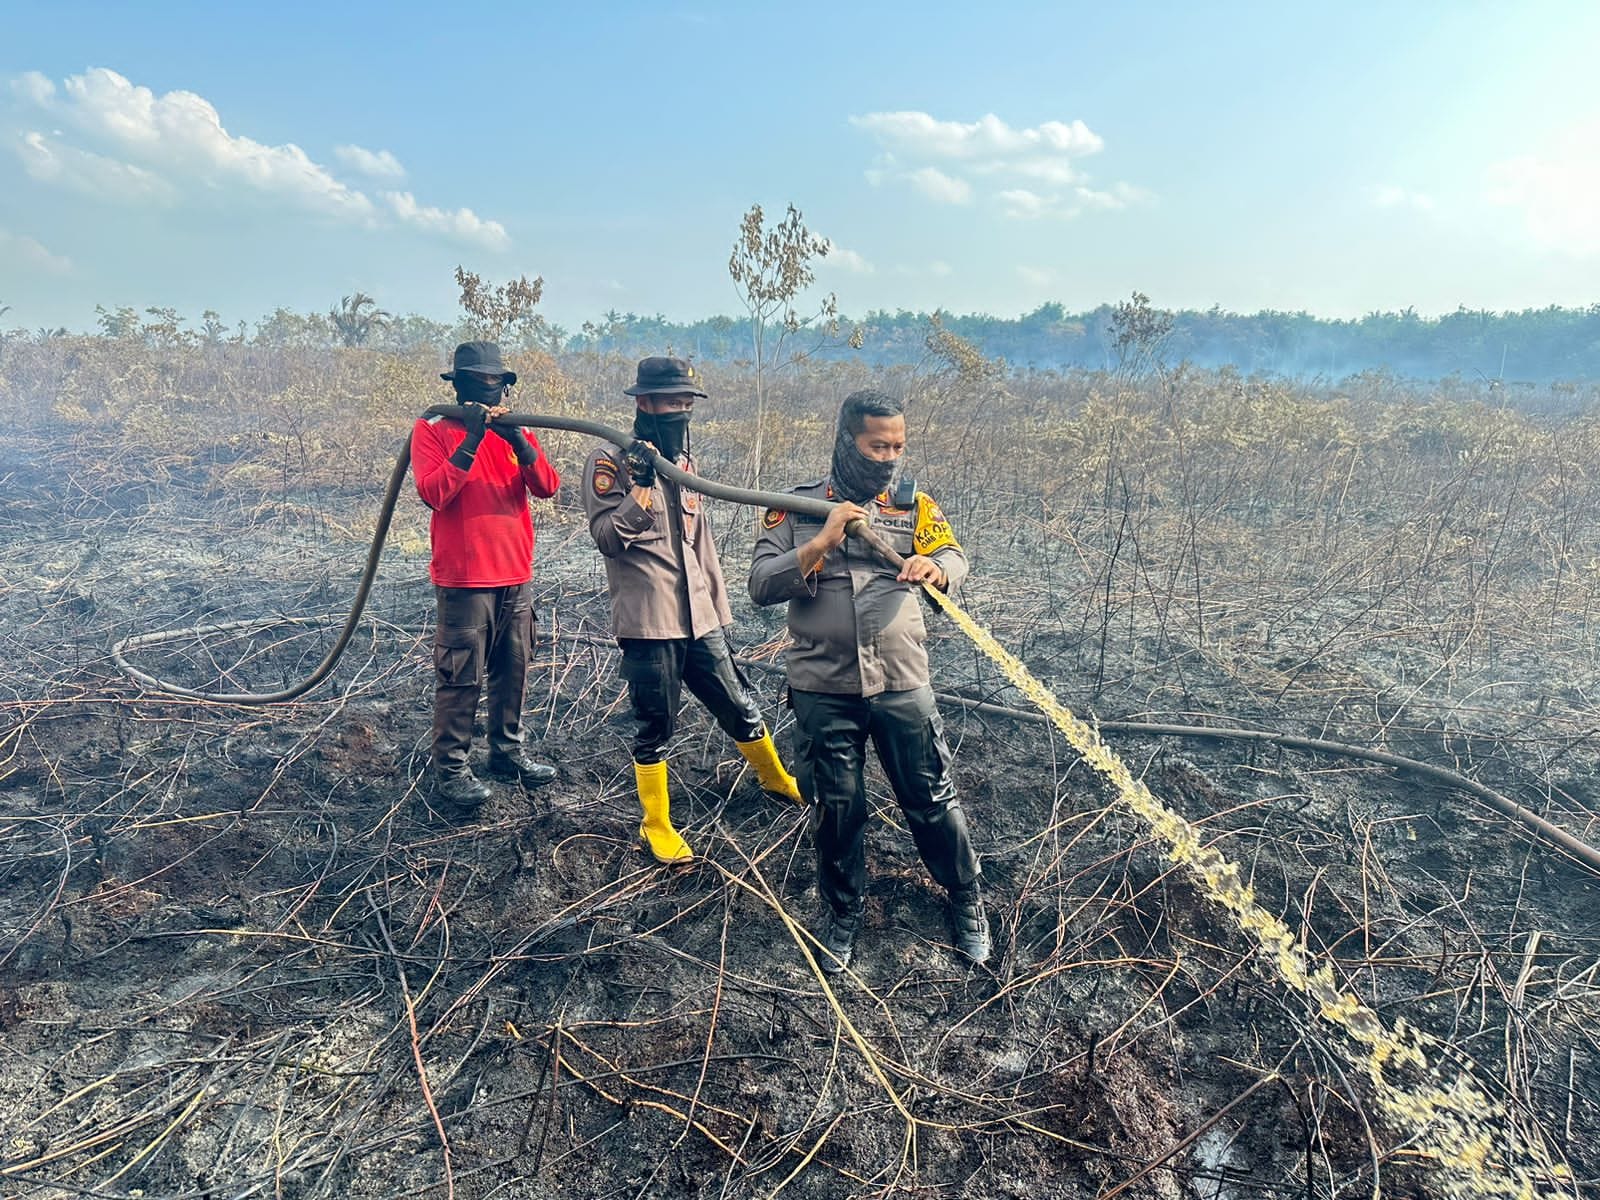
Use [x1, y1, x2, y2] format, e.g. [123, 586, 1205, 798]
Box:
[912, 494, 960, 555]
[762, 508, 786, 530]
[592, 458, 617, 495]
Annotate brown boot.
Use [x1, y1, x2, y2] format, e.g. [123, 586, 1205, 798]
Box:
[948, 890, 992, 966]
[433, 765, 491, 810]
[486, 749, 557, 787]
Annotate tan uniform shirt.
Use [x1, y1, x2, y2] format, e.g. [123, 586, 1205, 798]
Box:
[583, 444, 735, 640]
[749, 479, 969, 697]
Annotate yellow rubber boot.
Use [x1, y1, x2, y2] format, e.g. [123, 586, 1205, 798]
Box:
[635, 760, 693, 864]
[736, 731, 804, 804]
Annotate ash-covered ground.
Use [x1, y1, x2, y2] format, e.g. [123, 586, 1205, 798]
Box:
[2, 424, 1598, 1200]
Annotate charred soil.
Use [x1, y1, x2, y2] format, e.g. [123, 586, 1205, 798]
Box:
[2, 408, 1599, 1200]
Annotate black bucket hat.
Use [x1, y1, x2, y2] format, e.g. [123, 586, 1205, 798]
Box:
[624, 356, 706, 398]
[441, 340, 517, 385]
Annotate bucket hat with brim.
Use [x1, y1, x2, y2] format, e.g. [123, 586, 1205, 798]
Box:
[441, 341, 517, 385]
[624, 356, 706, 397]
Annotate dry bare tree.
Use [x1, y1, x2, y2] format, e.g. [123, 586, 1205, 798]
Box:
[727, 202, 837, 489]
[454, 266, 548, 348]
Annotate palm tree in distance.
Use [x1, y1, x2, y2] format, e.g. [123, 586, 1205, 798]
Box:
[329, 292, 392, 347]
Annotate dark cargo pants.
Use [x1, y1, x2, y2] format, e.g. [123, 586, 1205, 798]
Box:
[432, 583, 535, 771]
[790, 684, 981, 919]
[618, 628, 764, 765]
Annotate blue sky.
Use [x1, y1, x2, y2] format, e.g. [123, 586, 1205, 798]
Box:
[3, 0, 1598, 333]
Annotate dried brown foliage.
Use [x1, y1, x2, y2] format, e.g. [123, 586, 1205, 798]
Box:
[0, 336, 1596, 1199]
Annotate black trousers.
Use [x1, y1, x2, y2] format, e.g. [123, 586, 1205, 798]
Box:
[432, 583, 534, 771]
[618, 628, 764, 765]
[790, 684, 980, 918]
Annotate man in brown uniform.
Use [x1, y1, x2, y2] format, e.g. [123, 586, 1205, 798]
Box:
[583, 356, 801, 863]
[749, 388, 988, 972]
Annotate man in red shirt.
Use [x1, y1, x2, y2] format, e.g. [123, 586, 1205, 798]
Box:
[411, 341, 561, 811]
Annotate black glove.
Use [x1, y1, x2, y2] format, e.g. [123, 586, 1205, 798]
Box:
[449, 403, 489, 470]
[625, 439, 657, 489]
[498, 422, 540, 466]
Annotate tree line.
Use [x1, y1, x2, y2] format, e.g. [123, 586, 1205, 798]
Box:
[10, 297, 1600, 384]
[7, 196, 1599, 383]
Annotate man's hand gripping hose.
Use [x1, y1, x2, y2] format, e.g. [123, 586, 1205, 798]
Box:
[107, 404, 1600, 879]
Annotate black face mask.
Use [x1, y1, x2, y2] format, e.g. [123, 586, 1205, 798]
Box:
[830, 423, 899, 502]
[454, 376, 506, 407]
[634, 409, 691, 464]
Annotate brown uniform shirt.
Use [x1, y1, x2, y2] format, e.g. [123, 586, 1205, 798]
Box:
[582, 444, 736, 640]
[749, 479, 969, 697]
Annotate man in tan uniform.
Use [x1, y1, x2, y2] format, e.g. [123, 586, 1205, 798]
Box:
[583, 357, 801, 863]
[750, 389, 988, 971]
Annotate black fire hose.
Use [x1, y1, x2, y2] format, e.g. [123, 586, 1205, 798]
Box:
[109, 406, 1600, 876]
[112, 407, 899, 704]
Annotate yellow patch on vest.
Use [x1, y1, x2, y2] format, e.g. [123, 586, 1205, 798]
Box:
[912, 493, 960, 556]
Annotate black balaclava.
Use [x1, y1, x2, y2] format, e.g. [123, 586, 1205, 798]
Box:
[454, 374, 507, 408]
[830, 419, 899, 502]
[634, 404, 691, 464]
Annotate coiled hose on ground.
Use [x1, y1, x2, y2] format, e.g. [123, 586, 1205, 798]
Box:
[109, 406, 1600, 875]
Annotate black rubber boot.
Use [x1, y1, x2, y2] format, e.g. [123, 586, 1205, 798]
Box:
[948, 890, 992, 966]
[433, 766, 491, 810]
[818, 909, 861, 975]
[486, 749, 557, 787]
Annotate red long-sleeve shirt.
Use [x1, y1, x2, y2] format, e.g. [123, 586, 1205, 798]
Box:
[411, 416, 561, 587]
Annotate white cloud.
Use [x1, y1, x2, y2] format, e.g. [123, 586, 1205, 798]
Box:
[1076, 182, 1150, 210]
[10, 70, 55, 106]
[1017, 266, 1055, 287]
[851, 108, 1145, 217]
[11, 67, 374, 220]
[929, 260, 952, 277]
[16, 130, 175, 201]
[850, 111, 1103, 161]
[999, 182, 1149, 220]
[1000, 156, 1083, 186]
[1487, 122, 1600, 255]
[1368, 183, 1435, 212]
[10, 67, 511, 248]
[1000, 188, 1050, 219]
[335, 143, 406, 180]
[820, 240, 874, 273]
[382, 191, 509, 250]
[0, 227, 71, 274]
[907, 166, 972, 205]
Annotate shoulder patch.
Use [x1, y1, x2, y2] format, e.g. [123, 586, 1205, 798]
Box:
[874, 491, 910, 516]
[592, 463, 618, 496]
[762, 508, 787, 530]
[912, 493, 960, 556]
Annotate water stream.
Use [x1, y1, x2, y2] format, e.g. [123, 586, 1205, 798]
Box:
[925, 584, 1571, 1200]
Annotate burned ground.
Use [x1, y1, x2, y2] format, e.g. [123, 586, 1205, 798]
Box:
[2, 359, 1600, 1200]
